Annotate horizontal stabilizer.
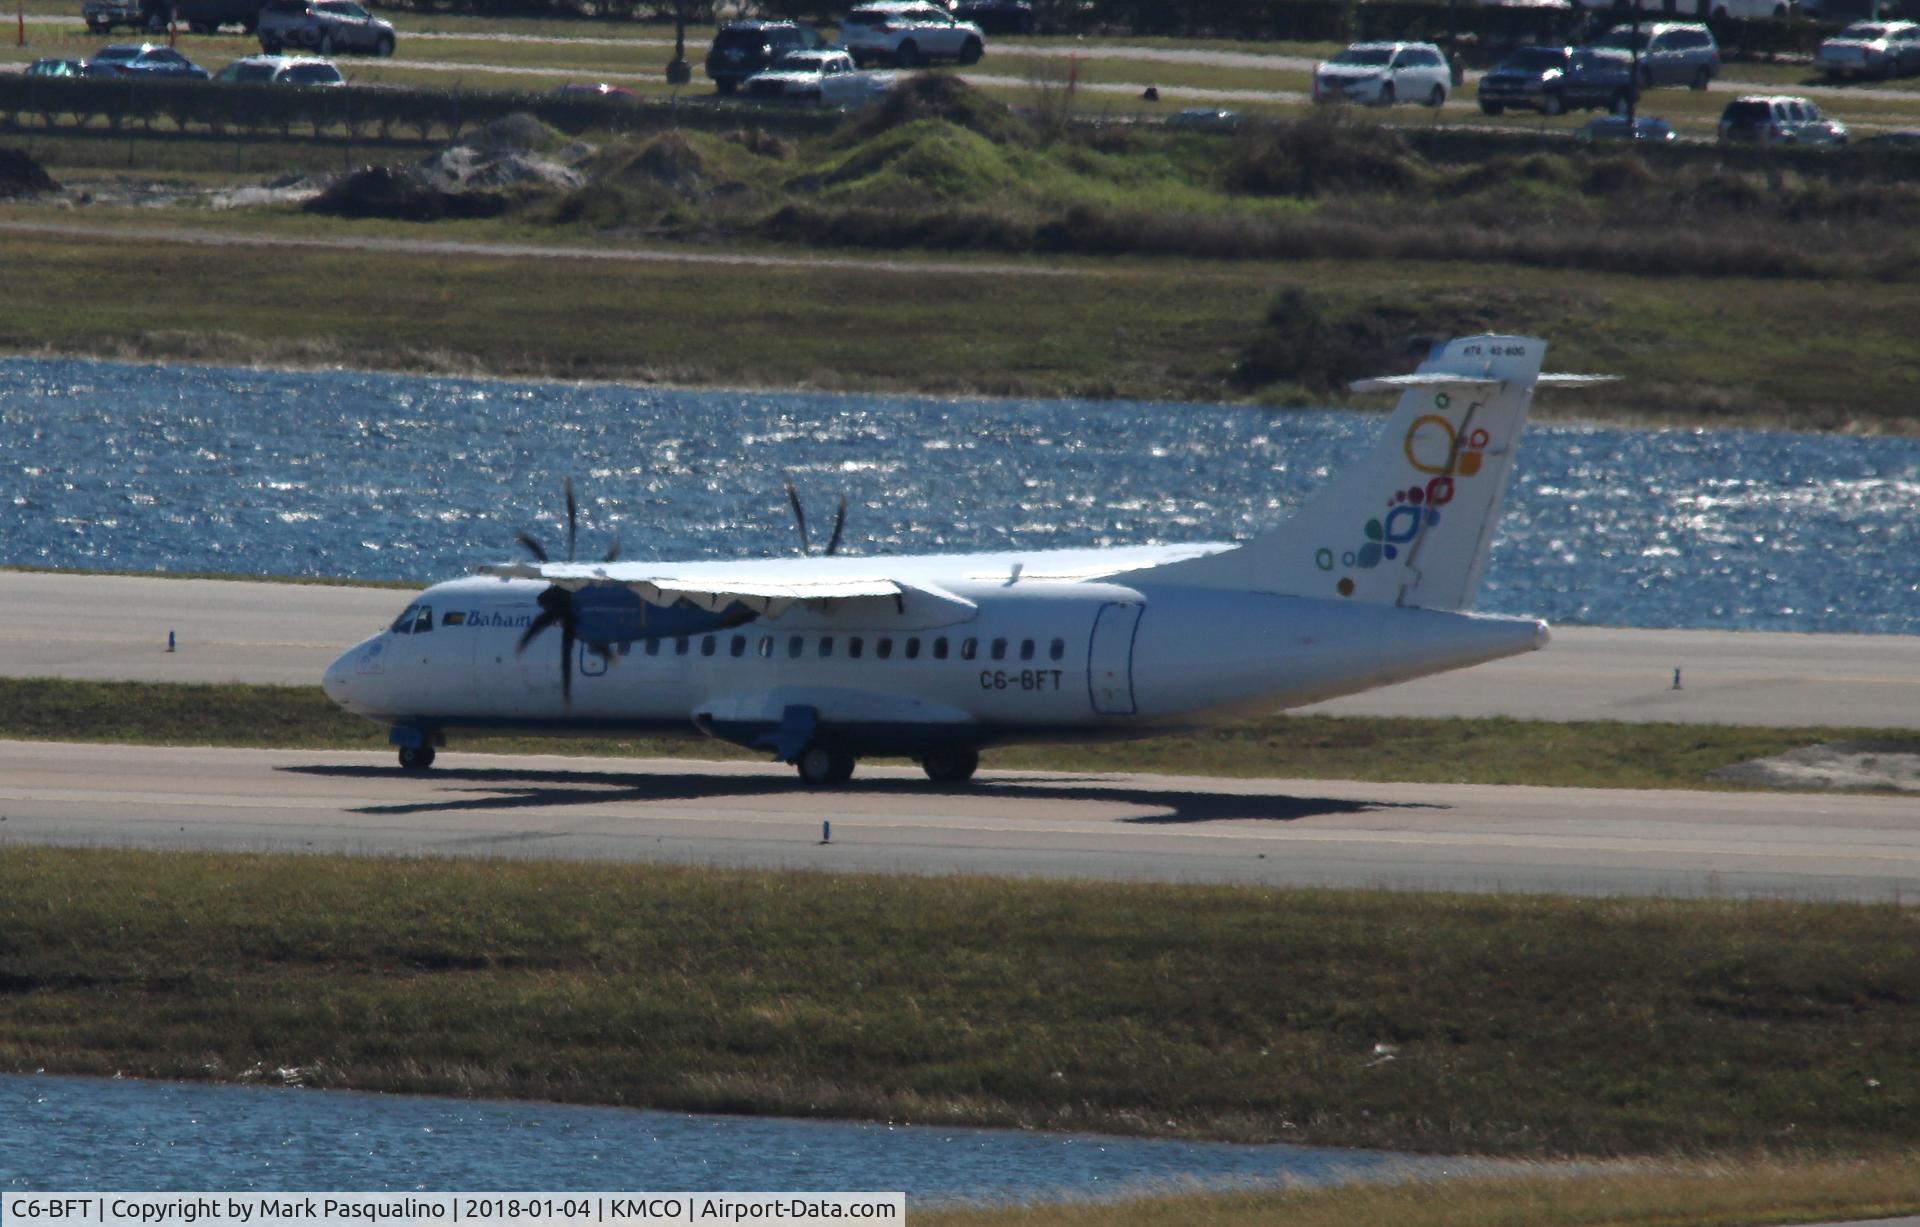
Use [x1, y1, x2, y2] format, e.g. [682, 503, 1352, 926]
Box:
[1350, 372, 1617, 394]
[1348, 374, 1503, 394]
[1535, 374, 1620, 387]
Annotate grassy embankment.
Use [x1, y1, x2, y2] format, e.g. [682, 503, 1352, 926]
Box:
[2, 845, 1917, 1158]
[5, 72, 1920, 430]
[918, 1155, 1920, 1227]
[0, 675, 1889, 789]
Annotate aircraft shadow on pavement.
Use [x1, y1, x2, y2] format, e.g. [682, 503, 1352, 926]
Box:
[279, 764, 1441, 824]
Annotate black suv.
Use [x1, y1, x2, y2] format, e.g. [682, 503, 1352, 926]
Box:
[704, 21, 825, 95]
[1478, 44, 1638, 116]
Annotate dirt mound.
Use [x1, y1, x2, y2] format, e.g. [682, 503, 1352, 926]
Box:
[593, 131, 710, 194]
[304, 165, 515, 221]
[1227, 111, 1424, 197]
[460, 111, 567, 155]
[842, 73, 1030, 146]
[0, 147, 59, 198]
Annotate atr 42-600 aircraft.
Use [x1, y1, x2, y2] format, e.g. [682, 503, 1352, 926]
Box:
[323, 334, 1610, 785]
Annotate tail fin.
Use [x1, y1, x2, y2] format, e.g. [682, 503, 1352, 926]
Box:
[1126, 335, 1609, 612]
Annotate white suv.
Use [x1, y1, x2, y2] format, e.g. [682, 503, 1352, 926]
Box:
[842, 4, 985, 68]
[1313, 41, 1450, 107]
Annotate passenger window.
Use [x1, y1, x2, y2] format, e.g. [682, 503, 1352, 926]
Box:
[389, 604, 417, 634]
[933, 637, 949, 660]
[645, 639, 660, 657]
[675, 636, 689, 656]
[905, 638, 921, 660]
[730, 635, 746, 658]
[702, 636, 716, 657]
[759, 636, 773, 658]
[820, 636, 834, 658]
[1019, 639, 1034, 661]
[412, 607, 433, 634]
[877, 637, 893, 661]
[991, 638, 1007, 661]
[1049, 638, 1065, 661]
[849, 636, 864, 659]
[961, 638, 977, 661]
[788, 636, 804, 659]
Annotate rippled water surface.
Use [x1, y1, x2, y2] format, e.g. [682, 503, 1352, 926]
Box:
[0, 1075, 1487, 1202]
[4, 358, 1915, 633]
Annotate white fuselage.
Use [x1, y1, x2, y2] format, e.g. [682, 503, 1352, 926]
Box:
[323, 558, 1547, 757]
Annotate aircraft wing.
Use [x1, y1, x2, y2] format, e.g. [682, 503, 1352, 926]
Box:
[477, 561, 973, 619]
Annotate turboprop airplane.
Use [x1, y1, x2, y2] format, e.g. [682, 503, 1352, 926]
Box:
[322, 334, 1611, 785]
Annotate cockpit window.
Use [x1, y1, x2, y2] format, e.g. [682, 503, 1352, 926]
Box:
[412, 606, 433, 634]
[390, 604, 419, 634]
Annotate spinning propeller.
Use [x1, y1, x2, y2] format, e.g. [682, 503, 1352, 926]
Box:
[513, 478, 620, 706]
[784, 477, 847, 558]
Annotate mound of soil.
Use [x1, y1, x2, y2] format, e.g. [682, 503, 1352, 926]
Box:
[843, 73, 1030, 146]
[304, 165, 513, 221]
[0, 147, 59, 198]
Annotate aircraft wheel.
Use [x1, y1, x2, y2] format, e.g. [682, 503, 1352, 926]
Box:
[796, 742, 855, 787]
[922, 748, 979, 785]
[398, 744, 436, 771]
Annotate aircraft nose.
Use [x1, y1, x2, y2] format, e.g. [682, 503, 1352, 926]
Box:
[322, 647, 354, 706]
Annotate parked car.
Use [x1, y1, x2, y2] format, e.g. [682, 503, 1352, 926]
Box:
[1167, 106, 1246, 131]
[953, 0, 1033, 34]
[1475, 45, 1575, 115]
[25, 57, 86, 77]
[82, 0, 162, 34]
[1718, 95, 1848, 144]
[213, 53, 344, 85]
[85, 0, 267, 35]
[1574, 114, 1676, 141]
[841, 3, 985, 68]
[1477, 43, 1635, 116]
[1588, 22, 1718, 89]
[84, 43, 211, 78]
[257, 0, 395, 57]
[1546, 47, 1639, 113]
[744, 48, 888, 106]
[704, 20, 826, 95]
[1815, 21, 1920, 79]
[1312, 41, 1451, 106]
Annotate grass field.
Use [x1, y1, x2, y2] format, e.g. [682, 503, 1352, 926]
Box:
[2, 845, 1917, 1156]
[1, 207, 1915, 430]
[0, 674, 1885, 790]
[920, 1154, 1920, 1227]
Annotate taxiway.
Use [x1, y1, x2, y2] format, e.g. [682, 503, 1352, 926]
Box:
[2, 740, 1915, 902]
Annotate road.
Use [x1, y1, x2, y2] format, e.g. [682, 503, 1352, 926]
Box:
[2, 739, 1916, 901]
[2, 571, 1914, 728]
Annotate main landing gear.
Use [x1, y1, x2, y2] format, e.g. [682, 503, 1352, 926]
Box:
[921, 748, 979, 784]
[790, 743, 982, 786]
[398, 744, 436, 771]
[795, 741, 856, 787]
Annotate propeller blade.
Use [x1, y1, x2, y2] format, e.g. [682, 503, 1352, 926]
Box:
[784, 478, 811, 556]
[515, 606, 564, 655]
[514, 531, 549, 563]
[564, 477, 579, 563]
[604, 538, 622, 564]
[825, 495, 847, 557]
[559, 621, 575, 706]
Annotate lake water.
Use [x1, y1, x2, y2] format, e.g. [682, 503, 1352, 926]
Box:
[0, 1074, 1494, 1204]
[2, 357, 1915, 634]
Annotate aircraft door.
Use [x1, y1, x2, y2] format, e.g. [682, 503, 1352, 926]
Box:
[1088, 601, 1142, 716]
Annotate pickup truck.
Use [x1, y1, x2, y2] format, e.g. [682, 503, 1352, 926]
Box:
[742, 50, 892, 106]
[84, 0, 264, 34]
